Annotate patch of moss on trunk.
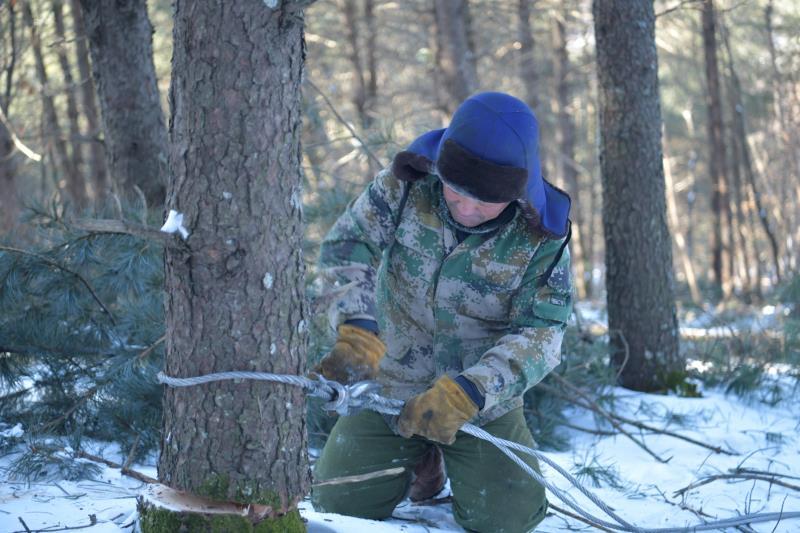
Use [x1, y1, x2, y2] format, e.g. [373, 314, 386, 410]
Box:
[197, 474, 285, 508]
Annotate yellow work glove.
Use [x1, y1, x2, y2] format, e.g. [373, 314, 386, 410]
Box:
[397, 375, 479, 445]
[314, 324, 386, 384]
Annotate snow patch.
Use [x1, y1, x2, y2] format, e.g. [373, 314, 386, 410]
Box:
[0, 423, 24, 438]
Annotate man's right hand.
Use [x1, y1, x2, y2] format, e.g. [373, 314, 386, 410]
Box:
[313, 324, 386, 384]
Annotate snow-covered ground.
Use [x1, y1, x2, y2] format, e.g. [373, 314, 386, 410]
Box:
[1, 380, 798, 532]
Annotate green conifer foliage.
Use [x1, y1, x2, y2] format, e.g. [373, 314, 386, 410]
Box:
[0, 203, 165, 474]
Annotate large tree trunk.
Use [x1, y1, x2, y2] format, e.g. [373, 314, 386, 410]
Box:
[701, 0, 731, 299]
[145, 1, 310, 530]
[78, 0, 167, 208]
[593, 0, 681, 392]
[22, 0, 87, 208]
[433, 0, 478, 114]
[69, 0, 107, 199]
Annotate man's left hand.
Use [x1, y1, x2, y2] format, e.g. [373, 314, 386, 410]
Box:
[397, 375, 478, 445]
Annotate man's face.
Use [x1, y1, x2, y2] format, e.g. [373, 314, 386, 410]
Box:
[442, 183, 511, 227]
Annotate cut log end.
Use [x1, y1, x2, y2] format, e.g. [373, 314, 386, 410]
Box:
[137, 484, 305, 532]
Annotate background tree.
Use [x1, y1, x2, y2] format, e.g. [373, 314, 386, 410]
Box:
[593, 0, 681, 391]
[69, 0, 107, 197]
[142, 0, 310, 529]
[433, 0, 478, 114]
[22, 0, 86, 207]
[702, 0, 732, 298]
[78, 0, 167, 207]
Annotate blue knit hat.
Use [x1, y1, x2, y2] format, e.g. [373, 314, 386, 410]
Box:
[392, 92, 571, 238]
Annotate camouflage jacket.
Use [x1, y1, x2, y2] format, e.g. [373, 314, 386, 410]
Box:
[319, 168, 572, 426]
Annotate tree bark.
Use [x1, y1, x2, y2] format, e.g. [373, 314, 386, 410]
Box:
[69, 0, 107, 200]
[433, 0, 478, 114]
[593, 0, 681, 391]
[153, 1, 310, 530]
[78, 0, 167, 208]
[22, 0, 87, 208]
[701, 0, 731, 299]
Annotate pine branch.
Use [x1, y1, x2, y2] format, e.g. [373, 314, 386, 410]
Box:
[136, 335, 165, 361]
[70, 218, 175, 247]
[40, 387, 98, 432]
[0, 246, 116, 325]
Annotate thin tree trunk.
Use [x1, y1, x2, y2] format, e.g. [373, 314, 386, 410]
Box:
[517, 0, 539, 112]
[22, 0, 86, 208]
[78, 0, 167, 208]
[593, 0, 681, 391]
[69, 0, 107, 199]
[765, 0, 800, 272]
[663, 133, 701, 305]
[51, 0, 84, 189]
[517, 0, 549, 179]
[722, 36, 782, 283]
[364, 0, 377, 119]
[0, 5, 20, 233]
[342, 0, 369, 129]
[0, 118, 19, 233]
[551, 11, 589, 299]
[149, 1, 310, 530]
[433, 0, 478, 114]
[701, 0, 731, 299]
[727, 105, 754, 297]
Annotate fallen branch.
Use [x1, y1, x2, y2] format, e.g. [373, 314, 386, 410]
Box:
[547, 373, 738, 456]
[74, 450, 157, 484]
[548, 502, 616, 532]
[674, 473, 800, 497]
[12, 514, 98, 533]
[537, 381, 671, 463]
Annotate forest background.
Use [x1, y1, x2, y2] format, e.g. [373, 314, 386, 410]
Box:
[0, 0, 799, 524]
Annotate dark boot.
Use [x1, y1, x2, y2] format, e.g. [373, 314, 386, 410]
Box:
[409, 445, 446, 502]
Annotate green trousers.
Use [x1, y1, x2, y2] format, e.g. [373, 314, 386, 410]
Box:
[311, 408, 547, 533]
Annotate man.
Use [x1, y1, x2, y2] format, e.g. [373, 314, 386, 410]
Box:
[311, 92, 572, 532]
